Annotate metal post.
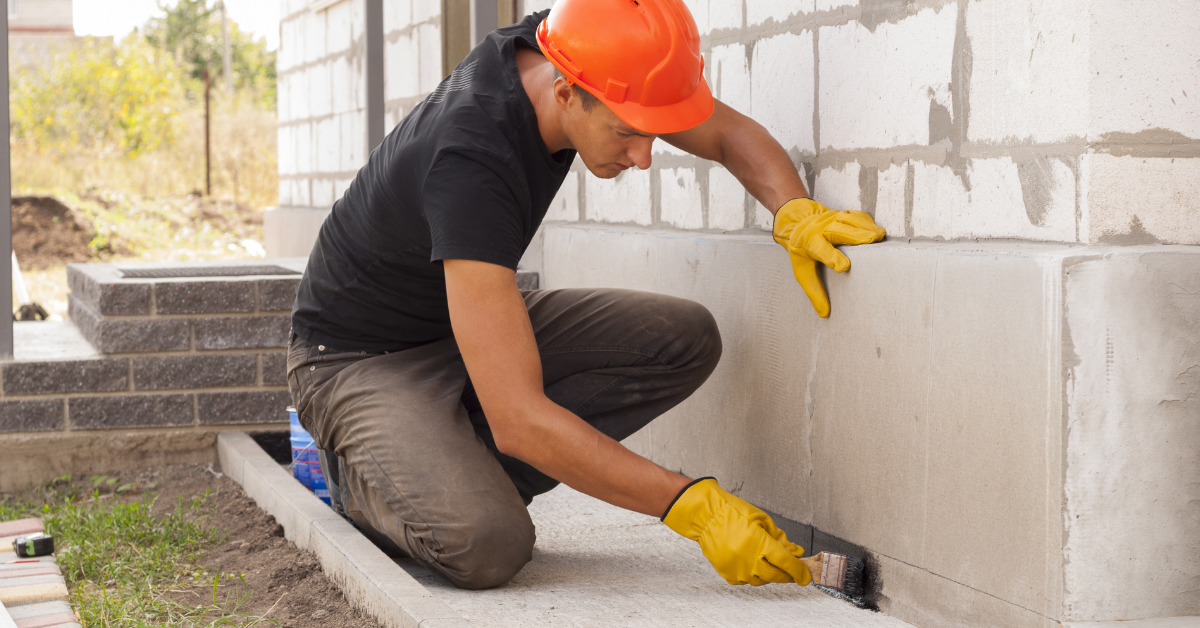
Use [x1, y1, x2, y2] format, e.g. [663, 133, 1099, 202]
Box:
[204, 67, 211, 196]
[365, 0, 384, 153]
[470, 0, 497, 46]
[0, 4, 13, 358]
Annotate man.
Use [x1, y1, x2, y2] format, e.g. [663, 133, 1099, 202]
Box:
[287, 0, 885, 592]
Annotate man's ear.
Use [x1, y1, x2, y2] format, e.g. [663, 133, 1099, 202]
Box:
[552, 77, 576, 112]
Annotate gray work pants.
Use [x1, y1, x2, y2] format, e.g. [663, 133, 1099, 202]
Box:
[286, 288, 721, 589]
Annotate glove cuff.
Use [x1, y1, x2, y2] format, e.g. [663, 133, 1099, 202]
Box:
[661, 476, 716, 521]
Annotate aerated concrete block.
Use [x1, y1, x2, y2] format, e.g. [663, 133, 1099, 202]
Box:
[325, 1, 354, 53]
[746, 0, 812, 26]
[819, 6, 957, 150]
[707, 166, 745, 231]
[538, 222, 1200, 625]
[585, 169, 651, 225]
[709, 44, 750, 116]
[1062, 250, 1200, 620]
[1086, 154, 1200, 246]
[967, 0, 1089, 143]
[385, 30, 420, 101]
[911, 158, 1077, 242]
[708, 0, 742, 30]
[659, 168, 703, 229]
[545, 171, 580, 222]
[417, 22, 443, 94]
[1089, 0, 1200, 138]
[874, 161, 908, 235]
[814, 162, 862, 212]
[316, 116, 338, 174]
[750, 32, 815, 155]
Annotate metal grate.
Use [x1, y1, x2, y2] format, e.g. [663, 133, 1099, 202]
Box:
[118, 265, 301, 279]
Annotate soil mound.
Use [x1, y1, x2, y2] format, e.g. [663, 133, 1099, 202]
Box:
[12, 195, 94, 270]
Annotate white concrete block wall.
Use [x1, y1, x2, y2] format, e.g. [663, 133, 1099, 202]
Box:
[966, 0, 1089, 144]
[532, 0, 1200, 248]
[278, 0, 443, 210]
[819, 6, 957, 152]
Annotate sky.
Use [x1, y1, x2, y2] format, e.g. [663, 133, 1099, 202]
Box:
[73, 0, 280, 50]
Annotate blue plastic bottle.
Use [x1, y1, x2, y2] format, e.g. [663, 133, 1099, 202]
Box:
[310, 461, 331, 506]
[289, 407, 315, 489]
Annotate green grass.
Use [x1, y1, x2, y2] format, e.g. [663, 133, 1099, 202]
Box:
[1, 475, 279, 627]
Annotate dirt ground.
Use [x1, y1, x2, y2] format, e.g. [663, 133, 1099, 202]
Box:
[160, 463, 382, 628]
[10, 463, 383, 628]
[12, 195, 94, 270]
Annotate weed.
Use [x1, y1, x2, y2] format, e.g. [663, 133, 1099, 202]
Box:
[0, 478, 279, 627]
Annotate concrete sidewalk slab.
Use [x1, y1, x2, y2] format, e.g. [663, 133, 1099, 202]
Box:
[398, 486, 915, 628]
[217, 431, 470, 628]
[219, 431, 915, 627]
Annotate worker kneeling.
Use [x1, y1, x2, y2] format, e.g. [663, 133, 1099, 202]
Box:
[287, 0, 884, 593]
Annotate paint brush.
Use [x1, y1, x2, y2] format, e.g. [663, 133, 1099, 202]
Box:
[802, 551, 867, 598]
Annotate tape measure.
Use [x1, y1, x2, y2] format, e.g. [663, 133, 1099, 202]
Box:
[13, 532, 54, 558]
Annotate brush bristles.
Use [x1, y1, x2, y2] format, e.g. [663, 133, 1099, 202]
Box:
[820, 552, 866, 598]
[840, 555, 866, 598]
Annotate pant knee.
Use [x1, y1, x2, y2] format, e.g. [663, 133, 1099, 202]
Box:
[674, 299, 723, 376]
[439, 510, 536, 590]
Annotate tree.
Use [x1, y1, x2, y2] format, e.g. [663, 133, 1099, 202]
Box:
[139, 0, 276, 107]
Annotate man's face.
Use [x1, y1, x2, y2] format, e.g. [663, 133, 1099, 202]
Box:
[558, 82, 657, 179]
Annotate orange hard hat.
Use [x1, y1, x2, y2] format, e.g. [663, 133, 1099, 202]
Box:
[536, 0, 714, 134]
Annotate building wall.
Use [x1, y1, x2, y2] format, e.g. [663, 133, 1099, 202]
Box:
[274, 0, 1200, 624]
[8, 0, 72, 32]
[8, 0, 76, 69]
[527, 0, 1200, 247]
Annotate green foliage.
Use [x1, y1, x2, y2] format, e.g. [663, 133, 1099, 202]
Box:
[0, 479, 278, 627]
[8, 0, 279, 207]
[10, 35, 186, 159]
[140, 0, 277, 108]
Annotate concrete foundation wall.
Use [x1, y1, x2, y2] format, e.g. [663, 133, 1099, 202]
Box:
[526, 222, 1200, 626]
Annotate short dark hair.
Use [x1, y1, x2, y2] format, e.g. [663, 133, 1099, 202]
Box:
[552, 67, 600, 111]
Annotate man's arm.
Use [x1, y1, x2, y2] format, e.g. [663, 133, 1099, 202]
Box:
[443, 258, 690, 516]
[662, 99, 807, 214]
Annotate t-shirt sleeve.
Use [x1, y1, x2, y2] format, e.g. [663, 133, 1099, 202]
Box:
[423, 152, 526, 269]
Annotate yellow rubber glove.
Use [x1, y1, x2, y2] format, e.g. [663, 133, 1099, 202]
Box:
[772, 198, 886, 317]
[663, 477, 812, 586]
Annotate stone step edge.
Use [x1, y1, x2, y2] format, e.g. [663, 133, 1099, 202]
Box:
[216, 431, 471, 628]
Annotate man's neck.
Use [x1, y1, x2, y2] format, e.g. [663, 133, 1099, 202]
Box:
[516, 48, 572, 153]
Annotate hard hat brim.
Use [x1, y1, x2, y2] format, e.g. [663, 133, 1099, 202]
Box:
[594, 75, 715, 135]
[537, 33, 715, 135]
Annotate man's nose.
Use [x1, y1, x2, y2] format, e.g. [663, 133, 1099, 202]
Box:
[628, 138, 654, 170]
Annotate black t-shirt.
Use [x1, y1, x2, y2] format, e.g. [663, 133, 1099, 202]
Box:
[292, 11, 574, 352]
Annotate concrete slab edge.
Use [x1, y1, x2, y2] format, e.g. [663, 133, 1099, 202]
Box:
[1063, 619, 1200, 628]
[216, 432, 472, 628]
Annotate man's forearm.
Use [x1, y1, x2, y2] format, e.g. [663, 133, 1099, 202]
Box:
[498, 396, 690, 517]
[664, 100, 808, 214]
[718, 117, 808, 214]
